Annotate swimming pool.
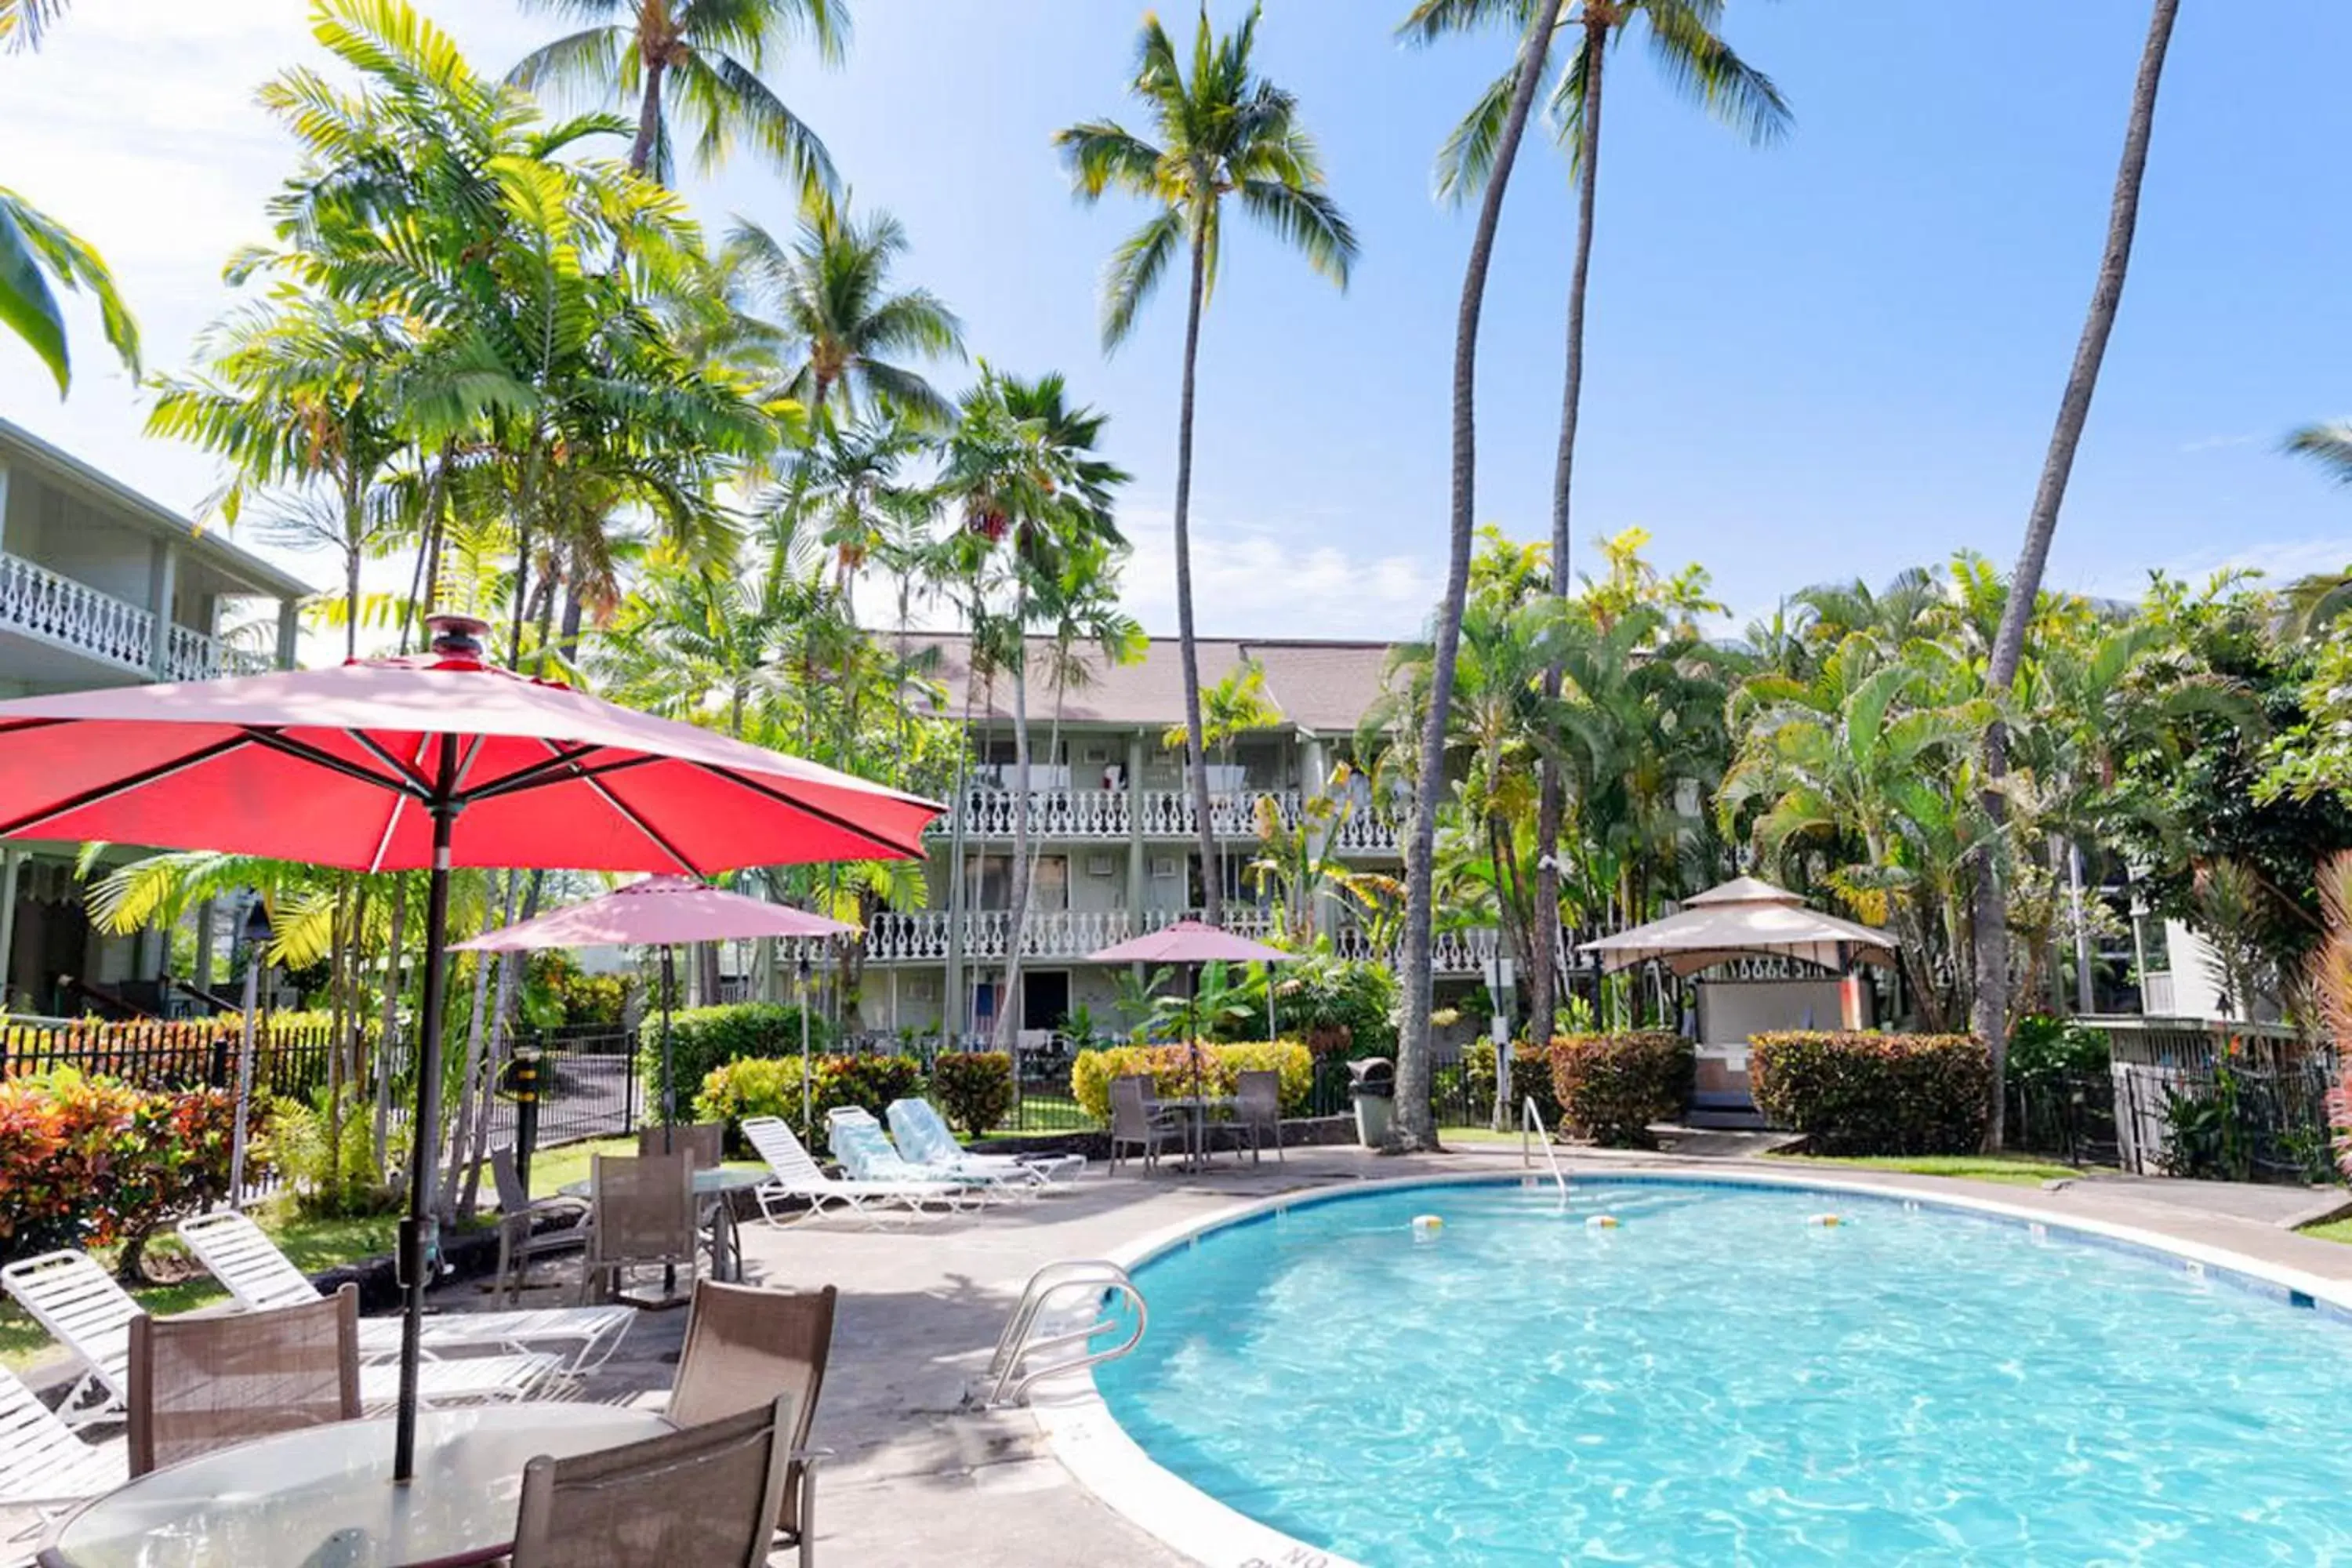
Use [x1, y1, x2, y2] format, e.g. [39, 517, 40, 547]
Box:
[1087, 1177, 2352, 1566]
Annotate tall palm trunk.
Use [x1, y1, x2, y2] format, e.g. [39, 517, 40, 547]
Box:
[630, 57, 667, 176]
[1171, 224, 1221, 926]
[1533, 19, 1606, 1051]
[994, 589, 1035, 1054]
[1970, 0, 2176, 1148]
[373, 876, 406, 1178]
[1396, 0, 1566, 1152]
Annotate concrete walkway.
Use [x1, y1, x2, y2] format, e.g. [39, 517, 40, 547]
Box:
[12, 1147, 2352, 1566]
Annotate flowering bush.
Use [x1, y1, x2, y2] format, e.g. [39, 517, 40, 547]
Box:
[0, 1070, 258, 1275]
[694, 1052, 924, 1143]
[642, 1003, 837, 1109]
[1072, 1041, 1312, 1123]
[931, 1052, 1014, 1138]
[1551, 1033, 1694, 1149]
[1749, 1031, 1988, 1155]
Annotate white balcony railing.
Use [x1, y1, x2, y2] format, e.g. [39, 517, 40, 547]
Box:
[864, 906, 1490, 974]
[930, 785, 1401, 854]
[0, 550, 262, 682]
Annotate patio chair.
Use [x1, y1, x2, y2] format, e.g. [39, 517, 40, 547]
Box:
[639, 1120, 726, 1168]
[582, 1152, 699, 1306]
[737, 1116, 963, 1229]
[0, 1362, 121, 1540]
[491, 1144, 594, 1308]
[510, 1395, 796, 1568]
[1108, 1076, 1183, 1174]
[670, 1280, 838, 1568]
[1224, 1069, 1284, 1166]
[826, 1111, 989, 1207]
[178, 1209, 633, 1377]
[0, 1250, 554, 1428]
[886, 1098, 1085, 1186]
[127, 1283, 363, 1477]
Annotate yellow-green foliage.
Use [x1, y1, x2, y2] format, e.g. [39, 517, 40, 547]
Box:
[1072, 1040, 1312, 1123]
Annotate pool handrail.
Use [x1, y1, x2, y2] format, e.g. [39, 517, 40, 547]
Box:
[1521, 1097, 1569, 1208]
[984, 1260, 1147, 1407]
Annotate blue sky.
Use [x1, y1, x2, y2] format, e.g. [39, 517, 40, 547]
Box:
[2, 1, 2347, 640]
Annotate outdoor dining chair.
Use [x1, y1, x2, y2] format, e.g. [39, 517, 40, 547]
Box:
[490, 1144, 596, 1308]
[582, 1152, 699, 1306]
[1108, 1076, 1184, 1174]
[639, 1120, 726, 1168]
[1226, 1069, 1285, 1165]
[670, 1279, 838, 1568]
[127, 1284, 363, 1477]
[510, 1395, 797, 1568]
[178, 1207, 633, 1377]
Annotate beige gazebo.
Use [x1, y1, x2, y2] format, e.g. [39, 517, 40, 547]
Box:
[1579, 877, 1900, 1122]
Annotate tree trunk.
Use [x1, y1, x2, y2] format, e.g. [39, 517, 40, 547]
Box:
[373, 876, 406, 1178]
[1171, 227, 1221, 926]
[629, 58, 666, 177]
[1971, 0, 2176, 1149]
[441, 878, 517, 1216]
[993, 585, 1035, 1055]
[1395, 0, 1566, 1152]
[462, 871, 543, 1219]
[1532, 20, 1606, 1052]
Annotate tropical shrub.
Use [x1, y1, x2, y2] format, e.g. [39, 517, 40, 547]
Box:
[2007, 1014, 2111, 1080]
[267, 1088, 401, 1219]
[1458, 1039, 1563, 1131]
[693, 1057, 803, 1132]
[642, 1004, 835, 1106]
[0, 1070, 257, 1275]
[531, 951, 630, 1027]
[1551, 1033, 1693, 1149]
[1072, 1041, 1312, 1123]
[931, 1052, 1014, 1138]
[693, 1051, 924, 1143]
[1748, 1032, 1989, 1156]
[1272, 955, 1399, 1058]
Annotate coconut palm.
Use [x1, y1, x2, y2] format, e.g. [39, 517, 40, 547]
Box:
[1389, 0, 1563, 1151]
[722, 189, 964, 435]
[1054, 3, 1356, 927]
[1404, 0, 1788, 1046]
[508, 0, 845, 187]
[1973, 0, 2180, 1145]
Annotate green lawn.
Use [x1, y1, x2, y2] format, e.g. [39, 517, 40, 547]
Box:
[1770, 1152, 2099, 1187]
[2296, 1216, 2352, 1246]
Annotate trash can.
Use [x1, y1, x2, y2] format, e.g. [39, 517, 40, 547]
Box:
[1349, 1058, 1395, 1149]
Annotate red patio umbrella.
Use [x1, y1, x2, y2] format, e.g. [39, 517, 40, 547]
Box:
[456, 875, 857, 1142]
[1088, 920, 1296, 1133]
[0, 615, 937, 1481]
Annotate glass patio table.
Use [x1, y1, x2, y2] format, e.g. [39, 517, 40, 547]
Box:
[1148, 1095, 1238, 1172]
[42, 1402, 671, 1568]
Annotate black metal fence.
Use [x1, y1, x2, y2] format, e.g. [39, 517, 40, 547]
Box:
[2003, 1071, 2123, 1168]
[1, 1015, 339, 1102]
[2109, 1060, 2339, 1184]
[505, 1025, 641, 1148]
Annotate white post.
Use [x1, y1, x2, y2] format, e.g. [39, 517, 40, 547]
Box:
[274, 599, 300, 670]
[228, 955, 261, 1208]
[0, 848, 20, 1010]
[147, 543, 180, 679]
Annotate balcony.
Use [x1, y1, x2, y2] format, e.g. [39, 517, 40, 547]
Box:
[0, 551, 265, 684]
[863, 907, 1494, 975]
[929, 785, 1401, 855]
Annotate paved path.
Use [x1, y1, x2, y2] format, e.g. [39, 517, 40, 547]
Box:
[13, 1146, 2352, 1566]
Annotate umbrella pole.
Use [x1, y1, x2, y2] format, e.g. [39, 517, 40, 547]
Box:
[659, 946, 677, 1156]
[394, 743, 459, 1486]
[799, 959, 812, 1138]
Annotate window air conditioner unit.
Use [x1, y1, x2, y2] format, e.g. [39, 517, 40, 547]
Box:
[1081, 744, 1111, 764]
[1150, 856, 1181, 880]
[908, 978, 935, 1002]
[1087, 852, 1116, 878]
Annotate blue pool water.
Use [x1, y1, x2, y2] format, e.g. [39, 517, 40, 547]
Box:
[1094, 1179, 2352, 1566]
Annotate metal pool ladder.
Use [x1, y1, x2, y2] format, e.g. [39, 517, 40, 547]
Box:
[983, 1260, 1148, 1407]
[1521, 1096, 1570, 1208]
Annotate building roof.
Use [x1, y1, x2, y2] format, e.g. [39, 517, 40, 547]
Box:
[899, 633, 1398, 735]
[0, 419, 317, 601]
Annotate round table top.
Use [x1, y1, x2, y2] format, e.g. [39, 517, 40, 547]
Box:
[46, 1402, 672, 1568]
[557, 1165, 766, 1200]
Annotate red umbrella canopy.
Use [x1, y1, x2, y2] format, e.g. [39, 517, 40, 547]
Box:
[0, 627, 938, 873]
[455, 876, 858, 952]
[1087, 919, 1296, 966]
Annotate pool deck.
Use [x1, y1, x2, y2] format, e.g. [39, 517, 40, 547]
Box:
[12, 1146, 2352, 1566]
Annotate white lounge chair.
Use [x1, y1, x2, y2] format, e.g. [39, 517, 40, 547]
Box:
[0, 1360, 120, 1541]
[0, 1250, 556, 1427]
[886, 1098, 1085, 1186]
[178, 1210, 633, 1377]
[827, 1109, 1004, 1203]
[738, 1115, 964, 1228]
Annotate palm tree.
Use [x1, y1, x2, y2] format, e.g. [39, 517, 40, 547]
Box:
[723, 189, 964, 434]
[1391, 0, 1563, 1152]
[1054, 3, 1356, 927]
[1404, 0, 1788, 1047]
[508, 0, 846, 187]
[0, 0, 137, 394]
[1971, 0, 2179, 1146]
[1161, 657, 1282, 906]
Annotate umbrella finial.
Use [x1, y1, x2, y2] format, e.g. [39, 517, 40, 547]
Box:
[425, 613, 492, 664]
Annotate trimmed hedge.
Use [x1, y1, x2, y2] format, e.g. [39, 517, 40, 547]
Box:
[642, 1003, 836, 1109]
[1551, 1033, 1693, 1148]
[1457, 1039, 1563, 1132]
[1072, 1041, 1312, 1123]
[1748, 1031, 1988, 1155]
[931, 1052, 1014, 1138]
[692, 1051, 922, 1144]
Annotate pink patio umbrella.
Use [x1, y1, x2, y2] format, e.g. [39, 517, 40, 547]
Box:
[456, 875, 858, 1143]
[1088, 920, 1295, 1117]
[0, 615, 938, 1482]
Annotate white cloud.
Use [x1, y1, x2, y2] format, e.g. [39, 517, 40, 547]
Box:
[1116, 510, 1438, 641]
[2072, 535, 2352, 602]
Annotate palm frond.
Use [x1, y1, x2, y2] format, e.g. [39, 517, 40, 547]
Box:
[1098, 209, 1184, 350]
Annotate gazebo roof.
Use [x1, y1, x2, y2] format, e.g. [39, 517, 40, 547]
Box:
[1577, 877, 1899, 977]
